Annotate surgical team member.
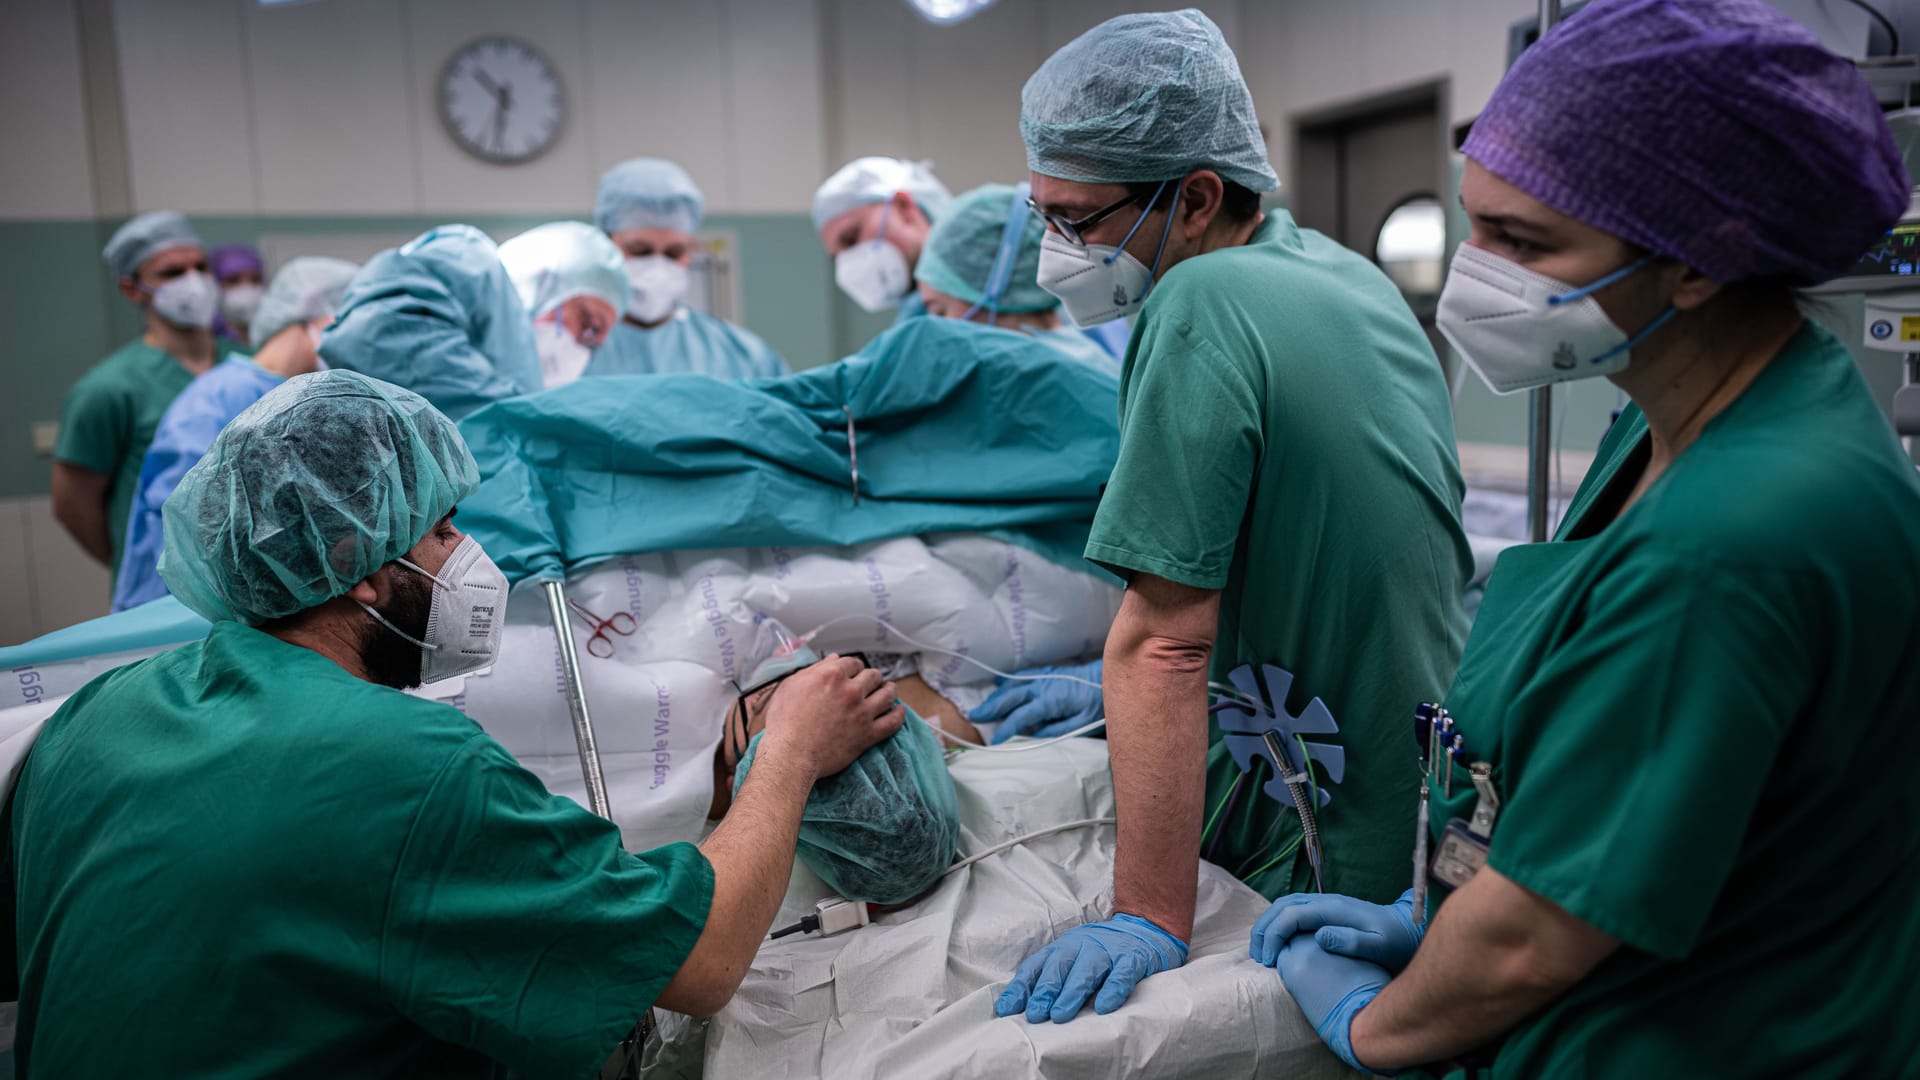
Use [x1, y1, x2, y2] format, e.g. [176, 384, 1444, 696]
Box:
[12, 371, 905, 1077]
[589, 157, 789, 379]
[1256, 3, 1920, 1075]
[916, 182, 1116, 368]
[496, 220, 627, 388]
[52, 211, 219, 572]
[994, 10, 1472, 1023]
[320, 224, 543, 421]
[813, 155, 952, 321]
[113, 255, 361, 612]
[210, 242, 266, 350]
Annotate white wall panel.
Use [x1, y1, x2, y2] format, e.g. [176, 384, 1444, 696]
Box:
[907, 0, 1038, 193]
[0, 0, 96, 218]
[727, 0, 829, 212]
[113, 0, 257, 213]
[404, 0, 598, 215]
[826, 0, 918, 169]
[582, 0, 733, 211]
[245, 0, 417, 214]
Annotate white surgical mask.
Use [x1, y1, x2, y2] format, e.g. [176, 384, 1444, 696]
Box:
[1436, 244, 1676, 395]
[625, 255, 690, 325]
[147, 271, 221, 329]
[835, 204, 913, 313]
[220, 283, 264, 326]
[1035, 181, 1179, 328]
[358, 535, 508, 685]
[534, 317, 594, 389]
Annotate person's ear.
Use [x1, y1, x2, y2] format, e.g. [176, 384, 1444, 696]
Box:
[1179, 170, 1226, 242]
[892, 190, 921, 225]
[345, 565, 395, 607]
[1668, 264, 1724, 312]
[118, 276, 145, 305]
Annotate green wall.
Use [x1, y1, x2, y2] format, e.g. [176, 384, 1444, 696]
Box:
[0, 211, 854, 500]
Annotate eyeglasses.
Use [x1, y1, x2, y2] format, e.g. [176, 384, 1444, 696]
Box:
[1027, 190, 1151, 247]
[724, 652, 873, 767]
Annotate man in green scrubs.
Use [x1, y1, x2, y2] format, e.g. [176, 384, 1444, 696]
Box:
[10, 371, 906, 1078]
[53, 211, 222, 572]
[994, 11, 1471, 1025]
[1258, 3, 1920, 1074]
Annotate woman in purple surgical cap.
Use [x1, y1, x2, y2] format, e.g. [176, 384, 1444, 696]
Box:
[1252, 2, 1920, 1075]
[210, 243, 266, 348]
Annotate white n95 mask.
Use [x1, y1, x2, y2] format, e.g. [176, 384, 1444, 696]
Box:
[1035, 180, 1181, 328]
[1436, 244, 1676, 395]
[534, 318, 594, 389]
[359, 535, 508, 685]
[835, 238, 912, 313]
[148, 271, 221, 330]
[626, 255, 690, 325]
[220, 283, 265, 326]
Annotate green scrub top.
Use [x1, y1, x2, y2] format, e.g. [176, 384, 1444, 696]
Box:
[1085, 210, 1472, 904]
[11, 622, 713, 1079]
[53, 338, 198, 570]
[1426, 322, 1920, 1077]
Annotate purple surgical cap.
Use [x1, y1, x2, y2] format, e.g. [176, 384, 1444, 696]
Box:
[1463, 0, 1910, 285]
[209, 243, 264, 282]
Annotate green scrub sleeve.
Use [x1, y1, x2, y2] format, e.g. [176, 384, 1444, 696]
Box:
[1083, 311, 1260, 589]
[54, 372, 130, 475]
[381, 734, 714, 1077]
[1485, 559, 1810, 959]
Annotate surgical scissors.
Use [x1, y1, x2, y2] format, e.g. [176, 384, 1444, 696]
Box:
[566, 599, 637, 658]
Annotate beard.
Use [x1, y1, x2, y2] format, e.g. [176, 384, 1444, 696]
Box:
[359, 568, 434, 691]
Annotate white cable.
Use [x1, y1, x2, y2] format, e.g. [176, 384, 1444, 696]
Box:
[922, 713, 1106, 752]
[940, 816, 1116, 878]
[800, 613, 1103, 690]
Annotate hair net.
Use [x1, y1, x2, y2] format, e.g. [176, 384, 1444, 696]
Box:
[102, 211, 202, 280]
[917, 184, 1057, 314]
[158, 370, 478, 626]
[811, 157, 954, 233]
[1464, 0, 1909, 285]
[209, 244, 265, 282]
[497, 221, 628, 320]
[594, 157, 706, 235]
[1021, 9, 1278, 193]
[733, 710, 960, 905]
[250, 256, 360, 348]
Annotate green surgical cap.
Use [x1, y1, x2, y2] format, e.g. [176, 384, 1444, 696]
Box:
[1020, 9, 1278, 193]
[595, 157, 706, 235]
[158, 370, 479, 626]
[917, 184, 1057, 314]
[102, 211, 202, 280]
[497, 221, 627, 320]
[251, 256, 361, 348]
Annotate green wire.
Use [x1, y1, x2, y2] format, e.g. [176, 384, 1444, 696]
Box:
[1244, 832, 1305, 884]
[1201, 770, 1246, 848]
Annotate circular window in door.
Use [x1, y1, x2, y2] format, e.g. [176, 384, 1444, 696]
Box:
[1375, 196, 1446, 300]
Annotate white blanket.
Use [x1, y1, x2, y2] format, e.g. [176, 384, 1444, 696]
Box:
[648, 740, 1361, 1080]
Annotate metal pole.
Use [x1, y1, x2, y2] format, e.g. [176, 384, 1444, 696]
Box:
[1527, 0, 1563, 542]
[544, 579, 613, 819]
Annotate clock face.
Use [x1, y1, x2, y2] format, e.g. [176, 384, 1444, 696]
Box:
[439, 37, 565, 164]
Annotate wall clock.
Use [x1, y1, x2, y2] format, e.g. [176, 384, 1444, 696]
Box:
[439, 36, 564, 164]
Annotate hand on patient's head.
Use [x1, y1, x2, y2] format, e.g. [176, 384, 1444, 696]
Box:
[759, 655, 903, 780]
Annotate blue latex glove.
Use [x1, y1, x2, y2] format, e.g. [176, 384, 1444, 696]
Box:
[971, 659, 1104, 744]
[1252, 889, 1423, 972]
[994, 913, 1188, 1023]
[1275, 935, 1394, 1075]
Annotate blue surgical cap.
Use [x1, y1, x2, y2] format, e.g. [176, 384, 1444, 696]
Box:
[158, 370, 479, 626]
[102, 211, 202, 280]
[1021, 10, 1278, 193]
[251, 257, 361, 348]
[497, 221, 628, 320]
[594, 157, 706, 235]
[811, 157, 953, 233]
[918, 184, 1056, 314]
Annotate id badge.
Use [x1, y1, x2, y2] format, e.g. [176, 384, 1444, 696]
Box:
[1430, 818, 1489, 889]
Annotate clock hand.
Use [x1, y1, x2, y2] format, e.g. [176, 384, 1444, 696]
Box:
[472, 68, 500, 95]
[489, 95, 507, 153]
